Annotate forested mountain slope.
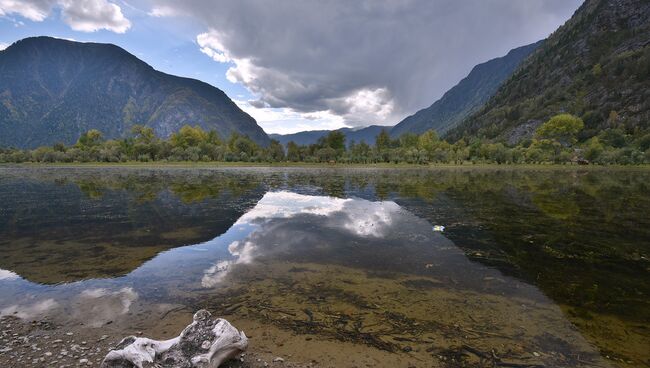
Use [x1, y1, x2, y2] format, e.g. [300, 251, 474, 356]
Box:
[448, 0, 650, 145]
[0, 37, 269, 148]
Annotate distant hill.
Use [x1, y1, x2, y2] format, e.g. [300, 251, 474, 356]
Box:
[270, 125, 388, 147]
[448, 0, 650, 144]
[390, 41, 542, 137]
[0, 37, 270, 148]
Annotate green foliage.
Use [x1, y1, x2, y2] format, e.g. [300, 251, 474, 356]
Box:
[1, 122, 649, 165]
[323, 131, 346, 152]
[536, 114, 584, 146]
[171, 125, 209, 148]
[375, 129, 391, 151]
[76, 129, 103, 149]
[447, 1, 650, 145]
[131, 125, 156, 145]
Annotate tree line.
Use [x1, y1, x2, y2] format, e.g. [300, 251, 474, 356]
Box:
[1, 114, 649, 165]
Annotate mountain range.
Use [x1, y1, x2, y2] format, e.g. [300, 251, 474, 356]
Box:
[390, 41, 543, 137]
[1, 0, 647, 150]
[271, 0, 649, 148]
[270, 125, 388, 147]
[271, 42, 542, 146]
[447, 0, 650, 144]
[0, 37, 269, 148]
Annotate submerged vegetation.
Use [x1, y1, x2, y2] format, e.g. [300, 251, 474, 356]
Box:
[1, 113, 649, 165]
[1, 168, 648, 366]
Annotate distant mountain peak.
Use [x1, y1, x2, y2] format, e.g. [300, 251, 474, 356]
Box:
[0, 36, 269, 148]
[270, 125, 388, 147]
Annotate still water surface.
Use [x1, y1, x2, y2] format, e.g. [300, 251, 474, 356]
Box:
[0, 167, 648, 367]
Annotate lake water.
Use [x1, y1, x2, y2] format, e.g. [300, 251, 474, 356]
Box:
[0, 167, 648, 367]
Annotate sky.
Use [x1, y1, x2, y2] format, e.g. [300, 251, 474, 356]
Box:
[0, 0, 584, 135]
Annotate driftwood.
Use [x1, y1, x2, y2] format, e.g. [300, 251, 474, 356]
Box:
[101, 310, 248, 368]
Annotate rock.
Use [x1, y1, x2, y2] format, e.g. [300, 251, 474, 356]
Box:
[100, 309, 247, 368]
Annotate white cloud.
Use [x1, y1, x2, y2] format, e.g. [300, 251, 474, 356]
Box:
[0, 268, 19, 280]
[234, 99, 346, 135]
[60, 0, 131, 33]
[1, 299, 59, 319]
[0, 0, 130, 33]
[201, 192, 403, 286]
[148, 5, 176, 18]
[197, 30, 231, 63]
[74, 287, 138, 327]
[157, 0, 583, 128]
[236, 191, 400, 237]
[0, 43, 9, 51]
[0, 0, 55, 21]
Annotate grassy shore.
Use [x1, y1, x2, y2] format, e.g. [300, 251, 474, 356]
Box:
[1, 161, 649, 170]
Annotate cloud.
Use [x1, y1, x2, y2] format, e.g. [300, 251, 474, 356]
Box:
[1, 299, 59, 319]
[60, 0, 131, 33]
[157, 0, 582, 127]
[0, 42, 9, 51]
[74, 287, 138, 327]
[234, 99, 346, 134]
[148, 5, 176, 17]
[0, 0, 130, 33]
[0, 268, 19, 279]
[201, 191, 405, 286]
[0, 0, 56, 21]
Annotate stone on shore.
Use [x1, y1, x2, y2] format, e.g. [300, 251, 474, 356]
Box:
[101, 310, 248, 368]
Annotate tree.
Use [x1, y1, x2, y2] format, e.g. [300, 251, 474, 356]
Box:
[536, 114, 584, 146]
[131, 125, 156, 144]
[375, 129, 391, 151]
[76, 129, 103, 149]
[417, 130, 439, 153]
[228, 133, 257, 159]
[325, 131, 346, 152]
[286, 141, 301, 161]
[316, 147, 337, 162]
[171, 125, 208, 148]
[399, 133, 419, 148]
[584, 137, 604, 163]
[266, 140, 285, 162]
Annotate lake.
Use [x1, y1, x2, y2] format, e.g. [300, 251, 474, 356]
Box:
[0, 167, 648, 367]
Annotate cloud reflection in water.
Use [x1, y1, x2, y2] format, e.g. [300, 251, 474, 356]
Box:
[202, 191, 403, 287]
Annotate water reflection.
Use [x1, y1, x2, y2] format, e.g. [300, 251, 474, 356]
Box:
[0, 167, 648, 367]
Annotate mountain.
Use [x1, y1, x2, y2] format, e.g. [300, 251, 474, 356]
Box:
[390, 41, 542, 137]
[448, 0, 650, 144]
[270, 125, 388, 147]
[0, 36, 269, 148]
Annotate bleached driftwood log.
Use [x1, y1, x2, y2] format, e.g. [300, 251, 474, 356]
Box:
[101, 309, 248, 368]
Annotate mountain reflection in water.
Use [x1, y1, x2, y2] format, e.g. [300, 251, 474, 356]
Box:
[0, 167, 648, 367]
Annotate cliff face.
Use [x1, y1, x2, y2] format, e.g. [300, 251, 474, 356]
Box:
[0, 37, 270, 148]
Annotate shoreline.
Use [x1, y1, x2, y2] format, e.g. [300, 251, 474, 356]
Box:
[1, 162, 649, 171]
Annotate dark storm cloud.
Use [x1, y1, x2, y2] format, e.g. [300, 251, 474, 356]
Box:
[156, 0, 584, 126]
